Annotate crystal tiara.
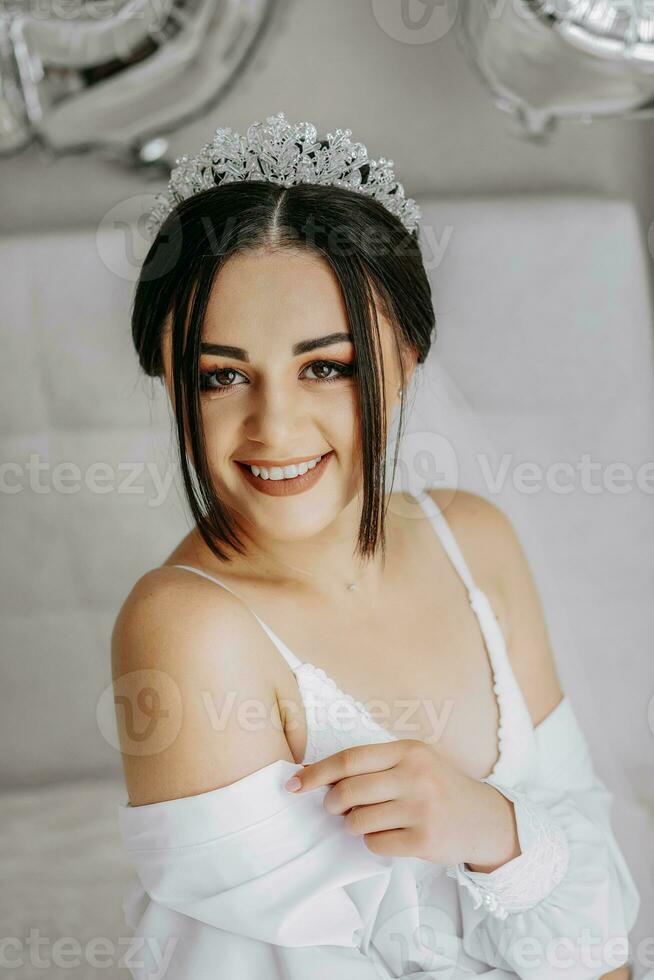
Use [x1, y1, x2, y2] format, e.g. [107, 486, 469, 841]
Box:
[144, 111, 421, 239]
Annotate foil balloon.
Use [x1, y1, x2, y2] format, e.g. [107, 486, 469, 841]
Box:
[455, 0, 654, 139]
[0, 0, 276, 162]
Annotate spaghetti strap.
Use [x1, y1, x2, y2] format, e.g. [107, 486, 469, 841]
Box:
[415, 493, 476, 594]
[414, 491, 536, 783]
[171, 564, 304, 672]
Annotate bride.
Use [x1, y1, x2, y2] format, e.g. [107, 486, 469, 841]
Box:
[112, 113, 638, 980]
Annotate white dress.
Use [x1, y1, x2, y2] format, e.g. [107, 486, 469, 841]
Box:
[116, 493, 640, 979]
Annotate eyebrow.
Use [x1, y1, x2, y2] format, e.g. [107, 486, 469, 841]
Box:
[199, 332, 352, 361]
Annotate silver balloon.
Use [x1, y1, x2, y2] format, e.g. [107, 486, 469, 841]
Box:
[455, 0, 654, 139]
[0, 0, 277, 161]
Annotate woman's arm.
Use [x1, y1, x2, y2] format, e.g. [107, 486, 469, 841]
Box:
[112, 579, 405, 976]
[111, 566, 295, 806]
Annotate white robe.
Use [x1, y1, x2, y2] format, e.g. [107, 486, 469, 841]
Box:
[117, 697, 640, 980]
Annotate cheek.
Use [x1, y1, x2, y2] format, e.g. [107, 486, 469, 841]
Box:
[324, 383, 359, 421]
[321, 400, 360, 454]
[199, 413, 233, 465]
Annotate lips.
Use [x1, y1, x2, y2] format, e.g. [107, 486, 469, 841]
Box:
[235, 451, 334, 496]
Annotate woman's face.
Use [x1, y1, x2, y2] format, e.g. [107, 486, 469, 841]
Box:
[161, 247, 408, 544]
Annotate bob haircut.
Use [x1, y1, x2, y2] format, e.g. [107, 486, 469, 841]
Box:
[131, 177, 436, 565]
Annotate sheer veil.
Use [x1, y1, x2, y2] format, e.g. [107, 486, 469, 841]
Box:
[385, 350, 640, 821]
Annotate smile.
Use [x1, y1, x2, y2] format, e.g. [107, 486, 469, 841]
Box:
[235, 451, 334, 497]
[246, 455, 322, 481]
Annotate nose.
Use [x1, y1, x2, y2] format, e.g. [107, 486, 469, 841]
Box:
[243, 379, 305, 448]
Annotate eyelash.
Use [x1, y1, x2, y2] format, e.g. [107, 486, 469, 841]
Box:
[198, 360, 357, 395]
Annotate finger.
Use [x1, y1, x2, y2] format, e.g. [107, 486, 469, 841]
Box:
[343, 799, 412, 838]
[284, 740, 405, 794]
[323, 767, 401, 816]
[363, 827, 415, 858]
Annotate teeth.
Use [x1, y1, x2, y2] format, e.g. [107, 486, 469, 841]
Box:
[249, 455, 323, 481]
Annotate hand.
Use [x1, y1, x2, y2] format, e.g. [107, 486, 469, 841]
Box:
[284, 739, 520, 869]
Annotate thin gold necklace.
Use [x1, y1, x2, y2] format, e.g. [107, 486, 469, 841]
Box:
[276, 556, 365, 593]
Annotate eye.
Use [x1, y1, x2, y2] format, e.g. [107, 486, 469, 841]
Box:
[301, 360, 356, 384]
[199, 366, 247, 394]
[198, 359, 357, 397]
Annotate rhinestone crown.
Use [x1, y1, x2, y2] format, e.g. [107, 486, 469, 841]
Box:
[145, 111, 421, 239]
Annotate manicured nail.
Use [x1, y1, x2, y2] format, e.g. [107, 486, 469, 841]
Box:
[284, 775, 302, 792]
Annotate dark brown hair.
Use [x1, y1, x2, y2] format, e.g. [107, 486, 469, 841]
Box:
[131, 178, 436, 565]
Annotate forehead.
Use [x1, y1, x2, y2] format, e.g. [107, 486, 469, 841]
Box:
[162, 246, 397, 365]
[202, 249, 345, 334]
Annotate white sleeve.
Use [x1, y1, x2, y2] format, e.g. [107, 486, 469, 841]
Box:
[118, 759, 524, 980]
[444, 697, 641, 979]
[117, 758, 394, 940]
[118, 758, 436, 980]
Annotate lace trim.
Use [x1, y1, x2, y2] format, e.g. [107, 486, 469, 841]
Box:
[294, 663, 397, 765]
[445, 787, 570, 919]
[468, 586, 534, 786]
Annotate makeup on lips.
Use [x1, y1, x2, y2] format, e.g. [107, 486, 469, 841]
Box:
[235, 452, 334, 496]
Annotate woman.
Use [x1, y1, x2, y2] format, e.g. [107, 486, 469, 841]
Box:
[113, 113, 639, 980]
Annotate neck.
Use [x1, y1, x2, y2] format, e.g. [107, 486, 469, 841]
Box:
[191, 491, 394, 601]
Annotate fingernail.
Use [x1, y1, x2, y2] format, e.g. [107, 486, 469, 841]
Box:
[284, 775, 302, 792]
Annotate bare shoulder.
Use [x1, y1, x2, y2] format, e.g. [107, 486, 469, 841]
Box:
[426, 487, 517, 598]
[427, 488, 564, 728]
[111, 567, 294, 806]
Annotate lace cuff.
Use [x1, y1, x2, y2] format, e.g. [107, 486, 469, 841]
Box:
[445, 782, 569, 919]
